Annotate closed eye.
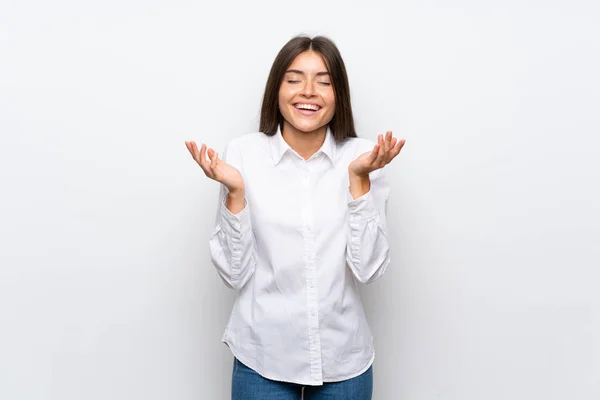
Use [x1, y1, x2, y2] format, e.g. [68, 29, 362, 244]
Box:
[318, 82, 331, 86]
[287, 80, 300, 84]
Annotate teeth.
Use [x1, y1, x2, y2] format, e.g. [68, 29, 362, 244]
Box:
[295, 104, 320, 111]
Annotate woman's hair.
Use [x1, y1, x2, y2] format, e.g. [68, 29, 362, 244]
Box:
[259, 35, 357, 142]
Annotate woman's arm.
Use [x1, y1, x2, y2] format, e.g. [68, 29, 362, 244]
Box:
[209, 181, 257, 290]
[346, 168, 391, 284]
[185, 138, 257, 290]
[345, 131, 405, 284]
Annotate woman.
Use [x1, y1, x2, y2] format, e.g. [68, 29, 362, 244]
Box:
[185, 35, 405, 400]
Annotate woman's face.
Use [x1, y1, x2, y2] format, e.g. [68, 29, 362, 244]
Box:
[278, 51, 336, 135]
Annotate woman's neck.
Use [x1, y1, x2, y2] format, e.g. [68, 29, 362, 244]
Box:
[281, 122, 327, 161]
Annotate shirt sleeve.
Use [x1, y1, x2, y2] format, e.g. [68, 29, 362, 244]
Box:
[345, 167, 391, 284]
[208, 140, 257, 290]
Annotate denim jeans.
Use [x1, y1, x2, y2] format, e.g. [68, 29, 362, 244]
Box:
[231, 357, 373, 400]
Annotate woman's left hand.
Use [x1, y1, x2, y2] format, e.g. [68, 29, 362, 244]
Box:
[349, 131, 406, 176]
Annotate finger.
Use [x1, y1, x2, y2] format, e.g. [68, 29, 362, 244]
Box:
[385, 137, 398, 164]
[368, 143, 380, 163]
[376, 134, 386, 166]
[394, 138, 406, 155]
[371, 134, 383, 161]
[187, 141, 199, 159]
[210, 150, 218, 170]
[197, 143, 209, 169]
[384, 131, 392, 154]
[382, 132, 392, 165]
[190, 142, 198, 159]
[214, 151, 222, 168]
[207, 148, 215, 162]
[388, 138, 406, 162]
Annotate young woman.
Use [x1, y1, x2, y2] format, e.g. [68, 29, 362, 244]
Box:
[185, 35, 405, 400]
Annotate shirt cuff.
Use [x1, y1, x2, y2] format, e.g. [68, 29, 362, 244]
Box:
[347, 188, 379, 223]
[220, 195, 251, 238]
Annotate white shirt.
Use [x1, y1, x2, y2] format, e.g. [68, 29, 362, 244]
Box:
[208, 126, 391, 386]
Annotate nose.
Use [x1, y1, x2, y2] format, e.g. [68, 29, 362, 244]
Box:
[301, 80, 316, 98]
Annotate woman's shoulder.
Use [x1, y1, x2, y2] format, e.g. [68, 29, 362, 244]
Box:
[225, 132, 270, 152]
[227, 131, 267, 145]
[220, 132, 270, 167]
[337, 135, 377, 157]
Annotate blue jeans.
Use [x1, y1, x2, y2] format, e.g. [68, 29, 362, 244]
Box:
[231, 358, 373, 400]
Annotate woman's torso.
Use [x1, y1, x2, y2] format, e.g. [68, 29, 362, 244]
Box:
[221, 129, 376, 385]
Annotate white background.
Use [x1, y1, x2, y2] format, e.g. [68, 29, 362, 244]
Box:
[1, 0, 599, 399]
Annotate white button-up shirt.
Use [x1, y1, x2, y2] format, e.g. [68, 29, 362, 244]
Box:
[208, 126, 391, 386]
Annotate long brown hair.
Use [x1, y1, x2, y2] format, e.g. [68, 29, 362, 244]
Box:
[259, 35, 357, 142]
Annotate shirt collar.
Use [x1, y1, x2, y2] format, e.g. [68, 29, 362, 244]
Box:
[269, 125, 336, 166]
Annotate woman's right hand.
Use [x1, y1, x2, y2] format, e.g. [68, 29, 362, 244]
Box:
[185, 141, 245, 193]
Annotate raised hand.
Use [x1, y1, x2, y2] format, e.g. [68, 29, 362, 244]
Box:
[349, 131, 405, 176]
[185, 141, 245, 193]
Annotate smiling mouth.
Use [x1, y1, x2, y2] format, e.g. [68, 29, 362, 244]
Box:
[294, 103, 322, 115]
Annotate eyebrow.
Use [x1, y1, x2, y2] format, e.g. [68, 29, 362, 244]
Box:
[286, 69, 330, 76]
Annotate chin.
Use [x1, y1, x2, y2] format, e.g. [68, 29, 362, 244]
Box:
[295, 125, 320, 133]
[289, 119, 327, 134]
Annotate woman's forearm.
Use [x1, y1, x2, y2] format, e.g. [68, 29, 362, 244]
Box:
[348, 172, 371, 199]
[226, 189, 246, 214]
